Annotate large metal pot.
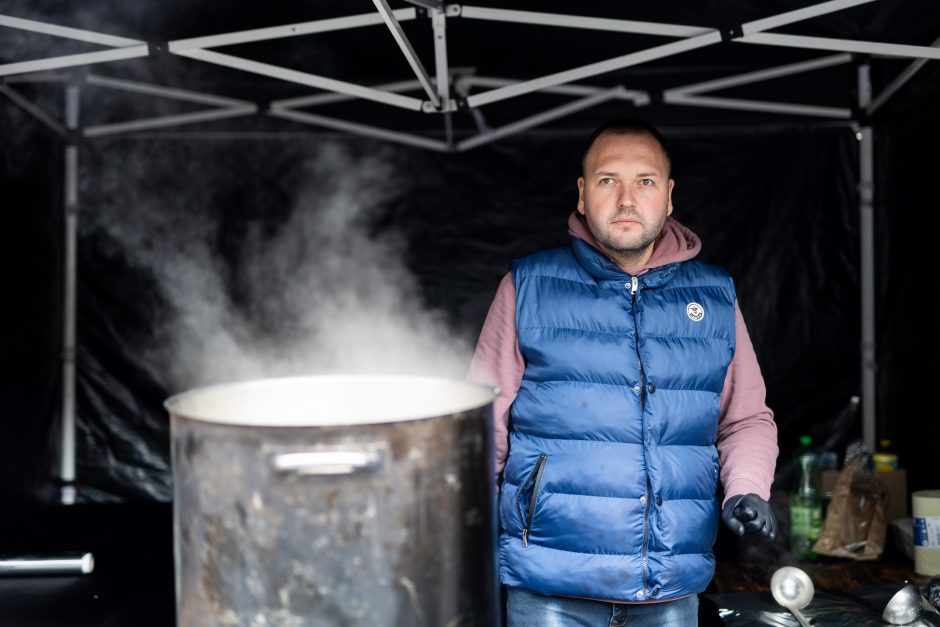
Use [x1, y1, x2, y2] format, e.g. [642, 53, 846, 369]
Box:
[165, 375, 497, 627]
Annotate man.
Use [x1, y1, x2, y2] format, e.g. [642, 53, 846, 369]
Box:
[469, 118, 778, 627]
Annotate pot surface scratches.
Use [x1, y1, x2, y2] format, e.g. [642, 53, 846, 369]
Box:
[170, 378, 496, 627]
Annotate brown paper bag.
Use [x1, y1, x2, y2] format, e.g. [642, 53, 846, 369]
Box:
[813, 455, 887, 560]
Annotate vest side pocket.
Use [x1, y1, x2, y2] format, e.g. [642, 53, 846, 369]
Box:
[515, 453, 548, 548]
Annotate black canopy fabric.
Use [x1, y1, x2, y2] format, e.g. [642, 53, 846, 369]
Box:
[0, 0, 938, 136]
[1, 1, 939, 560]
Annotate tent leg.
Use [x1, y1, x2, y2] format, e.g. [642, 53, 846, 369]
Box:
[59, 83, 80, 505]
[857, 62, 876, 454]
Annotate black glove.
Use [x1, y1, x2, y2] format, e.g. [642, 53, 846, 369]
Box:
[721, 493, 776, 538]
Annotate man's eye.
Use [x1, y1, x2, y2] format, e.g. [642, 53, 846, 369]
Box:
[639, 178, 654, 186]
[600, 177, 615, 185]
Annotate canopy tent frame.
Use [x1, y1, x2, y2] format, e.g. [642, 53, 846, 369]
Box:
[1, 1, 937, 503]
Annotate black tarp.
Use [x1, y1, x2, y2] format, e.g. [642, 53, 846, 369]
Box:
[1, 0, 939, 566]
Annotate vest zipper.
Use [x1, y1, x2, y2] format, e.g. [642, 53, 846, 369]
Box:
[519, 453, 548, 548]
[630, 277, 643, 385]
[631, 275, 651, 598]
[641, 477, 652, 598]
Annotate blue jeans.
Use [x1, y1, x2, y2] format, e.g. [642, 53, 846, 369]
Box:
[506, 587, 699, 627]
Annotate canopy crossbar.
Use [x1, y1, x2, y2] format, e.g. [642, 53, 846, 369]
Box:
[167, 9, 416, 51]
[0, 83, 65, 134]
[267, 106, 449, 151]
[3, 0, 938, 132]
[456, 86, 627, 151]
[373, 0, 440, 108]
[868, 34, 940, 115]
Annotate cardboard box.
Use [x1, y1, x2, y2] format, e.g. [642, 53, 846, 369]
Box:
[821, 468, 908, 523]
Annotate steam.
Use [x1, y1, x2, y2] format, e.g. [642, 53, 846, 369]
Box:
[2, 6, 476, 392]
[85, 140, 474, 392]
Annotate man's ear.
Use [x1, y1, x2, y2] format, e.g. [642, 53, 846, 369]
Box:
[667, 178, 675, 216]
[577, 177, 586, 215]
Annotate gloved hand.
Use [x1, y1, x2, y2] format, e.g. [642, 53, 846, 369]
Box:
[721, 493, 776, 538]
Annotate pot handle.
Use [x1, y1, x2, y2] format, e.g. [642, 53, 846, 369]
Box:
[272, 449, 384, 477]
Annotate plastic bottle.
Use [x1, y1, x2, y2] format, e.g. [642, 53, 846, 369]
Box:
[790, 435, 823, 560]
[873, 438, 899, 471]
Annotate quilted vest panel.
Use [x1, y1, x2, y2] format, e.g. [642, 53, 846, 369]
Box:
[499, 240, 736, 602]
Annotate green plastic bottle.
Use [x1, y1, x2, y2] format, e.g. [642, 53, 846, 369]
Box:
[789, 435, 822, 560]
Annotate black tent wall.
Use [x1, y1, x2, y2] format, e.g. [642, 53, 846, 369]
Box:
[1, 54, 938, 564]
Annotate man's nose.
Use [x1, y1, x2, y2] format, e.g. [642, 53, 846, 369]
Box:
[618, 187, 637, 208]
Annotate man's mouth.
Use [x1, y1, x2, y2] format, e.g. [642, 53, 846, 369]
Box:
[611, 217, 641, 226]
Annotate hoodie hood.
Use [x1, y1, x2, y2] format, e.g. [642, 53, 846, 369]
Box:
[567, 210, 701, 275]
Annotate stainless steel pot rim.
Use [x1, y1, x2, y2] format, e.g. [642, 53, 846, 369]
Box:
[164, 374, 495, 427]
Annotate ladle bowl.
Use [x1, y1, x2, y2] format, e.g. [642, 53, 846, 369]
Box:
[883, 583, 923, 625]
[770, 566, 815, 627]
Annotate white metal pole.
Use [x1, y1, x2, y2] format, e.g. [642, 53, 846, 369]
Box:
[0, 46, 149, 78]
[857, 62, 876, 454]
[0, 83, 66, 135]
[665, 54, 851, 96]
[166, 9, 416, 51]
[431, 7, 453, 147]
[267, 106, 449, 151]
[270, 79, 422, 108]
[83, 105, 256, 138]
[739, 32, 940, 61]
[663, 93, 851, 118]
[457, 86, 625, 151]
[61, 83, 80, 505]
[172, 48, 425, 112]
[372, 0, 440, 108]
[868, 34, 940, 116]
[0, 14, 142, 46]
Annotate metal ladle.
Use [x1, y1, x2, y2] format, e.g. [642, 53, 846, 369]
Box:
[770, 566, 815, 627]
[882, 583, 923, 625]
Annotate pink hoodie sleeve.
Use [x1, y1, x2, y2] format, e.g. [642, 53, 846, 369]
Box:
[717, 302, 779, 505]
[467, 273, 522, 475]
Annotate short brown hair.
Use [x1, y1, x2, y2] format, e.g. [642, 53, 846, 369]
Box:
[581, 118, 671, 176]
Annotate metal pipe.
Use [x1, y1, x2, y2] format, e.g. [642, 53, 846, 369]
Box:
[457, 6, 710, 38]
[167, 9, 416, 52]
[372, 0, 440, 108]
[458, 86, 624, 151]
[740, 32, 940, 61]
[3, 73, 71, 82]
[0, 46, 149, 78]
[857, 62, 876, 453]
[663, 93, 851, 118]
[270, 79, 422, 109]
[85, 74, 254, 108]
[0, 553, 94, 576]
[83, 105, 257, 138]
[741, 0, 876, 35]
[461, 75, 649, 103]
[465, 0, 875, 109]
[0, 14, 142, 47]
[173, 48, 425, 112]
[267, 106, 449, 152]
[466, 31, 722, 108]
[0, 83, 66, 135]
[665, 54, 851, 96]
[431, 8, 453, 146]
[61, 83, 80, 505]
[868, 34, 940, 115]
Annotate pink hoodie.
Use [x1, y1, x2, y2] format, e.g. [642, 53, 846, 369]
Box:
[469, 212, 778, 505]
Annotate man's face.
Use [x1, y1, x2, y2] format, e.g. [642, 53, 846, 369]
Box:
[577, 132, 674, 261]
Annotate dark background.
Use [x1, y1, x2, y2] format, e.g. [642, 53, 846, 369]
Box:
[1, 1, 938, 624]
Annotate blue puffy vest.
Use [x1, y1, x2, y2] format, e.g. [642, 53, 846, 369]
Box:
[499, 237, 736, 602]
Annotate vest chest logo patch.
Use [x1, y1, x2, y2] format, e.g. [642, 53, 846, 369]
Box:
[687, 302, 705, 322]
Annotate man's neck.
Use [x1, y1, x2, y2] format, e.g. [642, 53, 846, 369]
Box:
[596, 243, 655, 276]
